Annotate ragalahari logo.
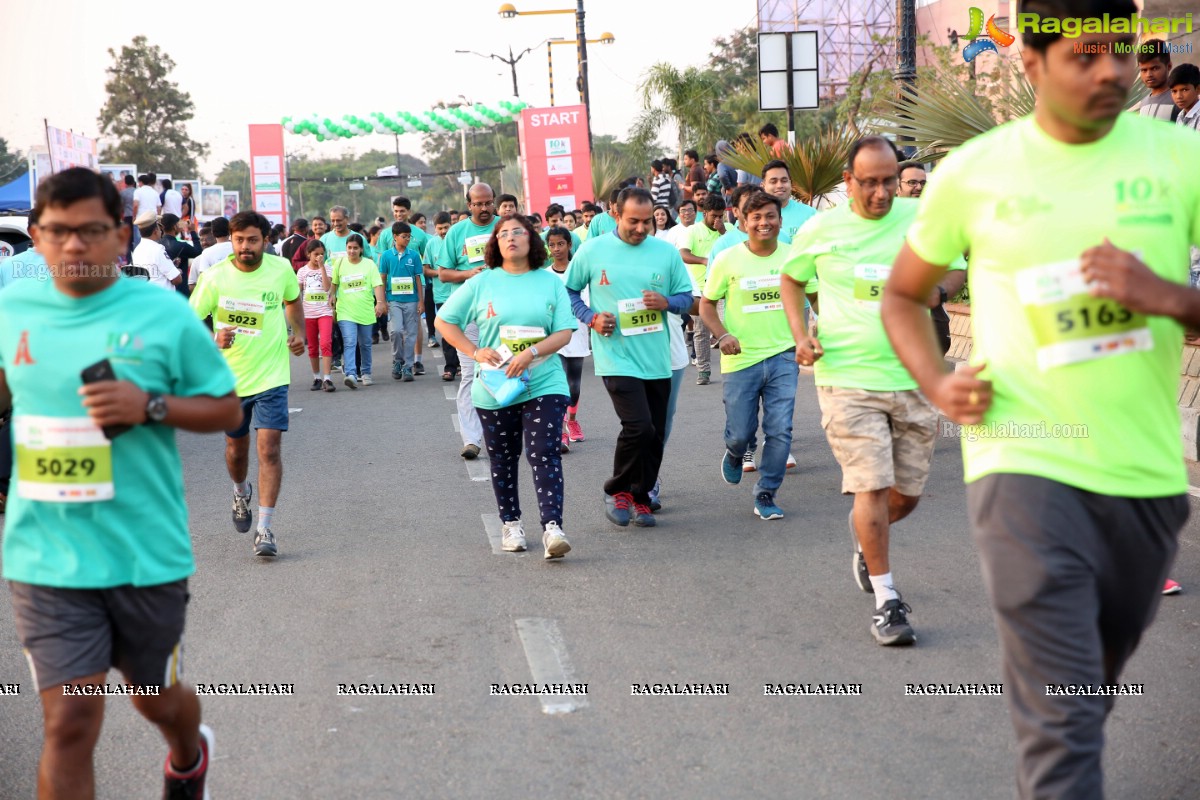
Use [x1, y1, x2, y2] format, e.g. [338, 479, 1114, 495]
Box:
[963, 7, 1016, 62]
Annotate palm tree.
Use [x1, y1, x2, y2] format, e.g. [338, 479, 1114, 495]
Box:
[718, 127, 856, 207]
[633, 63, 734, 159]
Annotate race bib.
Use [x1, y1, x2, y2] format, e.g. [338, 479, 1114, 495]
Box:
[14, 416, 114, 503]
[499, 325, 546, 356]
[739, 275, 782, 314]
[304, 291, 328, 304]
[342, 273, 368, 293]
[465, 234, 490, 264]
[617, 298, 663, 336]
[853, 264, 891, 302]
[1017, 259, 1152, 370]
[391, 276, 415, 295]
[214, 296, 266, 337]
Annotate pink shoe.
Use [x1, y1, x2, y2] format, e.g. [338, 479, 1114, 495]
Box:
[1163, 578, 1182, 595]
[566, 418, 585, 442]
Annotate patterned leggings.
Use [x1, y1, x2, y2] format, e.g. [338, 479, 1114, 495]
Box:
[476, 394, 570, 527]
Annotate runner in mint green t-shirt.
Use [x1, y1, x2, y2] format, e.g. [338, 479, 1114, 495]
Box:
[436, 214, 576, 560]
[565, 187, 695, 528]
[437, 184, 499, 460]
[700, 190, 799, 521]
[880, 18, 1200, 795]
[1, 168, 242, 799]
[786, 138, 969, 648]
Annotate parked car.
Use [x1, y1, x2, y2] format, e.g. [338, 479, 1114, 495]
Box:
[0, 214, 31, 261]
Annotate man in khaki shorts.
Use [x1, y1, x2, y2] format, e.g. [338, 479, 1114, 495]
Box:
[783, 136, 965, 645]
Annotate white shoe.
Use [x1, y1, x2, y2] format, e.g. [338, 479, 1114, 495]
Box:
[543, 521, 571, 559]
[501, 520, 527, 552]
[786, 453, 797, 469]
[742, 451, 757, 473]
[361, 374, 374, 386]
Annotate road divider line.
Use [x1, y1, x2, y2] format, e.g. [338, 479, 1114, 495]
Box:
[465, 457, 490, 482]
[1188, 485, 1200, 499]
[514, 618, 589, 715]
[443, 385, 457, 401]
[451, 414, 461, 433]
[481, 514, 505, 554]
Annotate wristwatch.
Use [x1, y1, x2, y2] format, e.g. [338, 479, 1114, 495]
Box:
[145, 393, 168, 424]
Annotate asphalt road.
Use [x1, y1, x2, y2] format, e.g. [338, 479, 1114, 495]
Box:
[1, 338, 1198, 799]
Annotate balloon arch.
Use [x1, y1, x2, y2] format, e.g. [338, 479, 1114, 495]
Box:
[282, 99, 529, 141]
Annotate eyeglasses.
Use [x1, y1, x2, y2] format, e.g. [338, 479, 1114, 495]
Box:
[35, 222, 115, 244]
[496, 228, 529, 240]
[469, 200, 496, 209]
[901, 179, 927, 189]
[852, 175, 899, 192]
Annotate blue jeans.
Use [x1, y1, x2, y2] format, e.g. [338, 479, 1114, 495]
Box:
[662, 367, 686, 445]
[722, 350, 797, 495]
[337, 320, 374, 378]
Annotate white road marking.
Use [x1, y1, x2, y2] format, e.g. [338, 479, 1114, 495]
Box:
[514, 618, 589, 715]
[443, 385, 458, 401]
[465, 456, 490, 482]
[451, 414, 461, 433]
[481, 514, 506, 554]
[1188, 485, 1200, 499]
[287, 408, 302, 413]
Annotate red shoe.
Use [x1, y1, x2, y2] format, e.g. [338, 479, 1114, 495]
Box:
[1163, 578, 1182, 595]
[566, 418, 585, 442]
[560, 429, 570, 454]
[163, 723, 212, 799]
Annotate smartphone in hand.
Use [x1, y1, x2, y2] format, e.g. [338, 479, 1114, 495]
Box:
[80, 358, 132, 440]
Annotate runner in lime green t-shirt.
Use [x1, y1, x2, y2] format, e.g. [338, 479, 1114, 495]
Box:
[2, 168, 242, 799]
[700, 190, 798, 521]
[190, 212, 306, 558]
[785, 139, 966, 648]
[330, 233, 386, 388]
[880, 17, 1200, 796]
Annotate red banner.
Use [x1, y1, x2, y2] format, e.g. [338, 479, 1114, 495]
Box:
[517, 106, 593, 220]
[247, 124, 288, 227]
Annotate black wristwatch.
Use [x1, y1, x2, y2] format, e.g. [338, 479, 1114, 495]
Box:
[145, 393, 168, 424]
[937, 286, 948, 305]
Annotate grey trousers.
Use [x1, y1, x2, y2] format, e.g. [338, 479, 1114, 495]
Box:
[967, 473, 1186, 800]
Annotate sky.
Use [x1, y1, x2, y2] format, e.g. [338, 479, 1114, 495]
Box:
[5, 0, 759, 180]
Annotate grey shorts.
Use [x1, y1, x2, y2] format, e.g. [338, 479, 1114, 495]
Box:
[9, 579, 189, 692]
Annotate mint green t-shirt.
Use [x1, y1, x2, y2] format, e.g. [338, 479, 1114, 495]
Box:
[426, 235, 450, 304]
[0, 276, 236, 588]
[378, 224, 429, 259]
[587, 212, 618, 239]
[437, 268, 577, 409]
[780, 198, 817, 240]
[436, 217, 498, 297]
[331, 256, 383, 325]
[320, 230, 375, 261]
[565, 231, 694, 380]
[704, 241, 797, 373]
[907, 114, 1200, 497]
[189, 254, 301, 397]
[787, 198, 962, 391]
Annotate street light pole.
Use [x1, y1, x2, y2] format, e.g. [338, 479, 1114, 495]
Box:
[894, 0, 918, 157]
[575, 0, 592, 151]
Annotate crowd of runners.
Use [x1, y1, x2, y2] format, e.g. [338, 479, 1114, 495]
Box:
[1, 6, 1198, 798]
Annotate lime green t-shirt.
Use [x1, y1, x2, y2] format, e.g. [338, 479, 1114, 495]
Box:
[426, 235, 450, 304]
[576, 227, 590, 242]
[565, 232, 694, 380]
[787, 198, 962, 391]
[437, 268, 577, 409]
[907, 114, 1200, 497]
[189, 253, 300, 397]
[331, 256, 383, 325]
[436, 217, 498, 297]
[686, 223, 722, 288]
[1, 276, 236, 588]
[706, 224, 817, 293]
[704, 241, 797, 373]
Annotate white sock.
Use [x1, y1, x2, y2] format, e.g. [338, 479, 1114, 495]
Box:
[323, 374, 330, 381]
[870, 572, 899, 607]
[312, 372, 320, 380]
[234, 481, 250, 496]
[258, 507, 275, 531]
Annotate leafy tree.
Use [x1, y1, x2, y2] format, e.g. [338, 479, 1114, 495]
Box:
[632, 63, 735, 159]
[420, 122, 520, 211]
[0, 138, 25, 182]
[96, 36, 210, 176]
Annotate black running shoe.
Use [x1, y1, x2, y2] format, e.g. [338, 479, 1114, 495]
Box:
[871, 598, 915, 646]
[413, 362, 425, 376]
[162, 723, 212, 799]
[232, 485, 253, 533]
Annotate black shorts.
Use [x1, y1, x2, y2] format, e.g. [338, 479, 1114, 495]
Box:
[9, 579, 189, 692]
